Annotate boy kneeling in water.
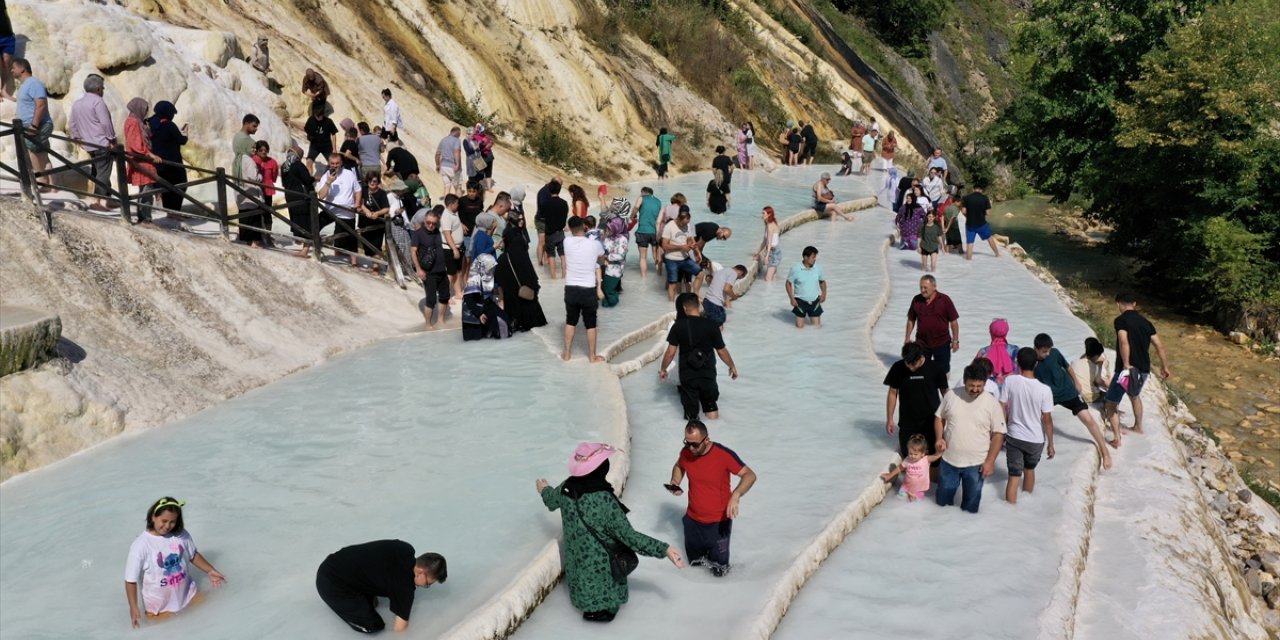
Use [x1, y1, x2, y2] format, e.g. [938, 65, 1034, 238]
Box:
[316, 540, 447, 633]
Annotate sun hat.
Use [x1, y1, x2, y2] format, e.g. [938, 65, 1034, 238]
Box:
[568, 442, 616, 477]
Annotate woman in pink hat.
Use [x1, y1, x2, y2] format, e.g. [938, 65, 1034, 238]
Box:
[536, 443, 684, 622]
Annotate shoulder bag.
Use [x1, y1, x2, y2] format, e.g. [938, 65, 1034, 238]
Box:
[574, 495, 639, 585]
[507, 256, 536, 301]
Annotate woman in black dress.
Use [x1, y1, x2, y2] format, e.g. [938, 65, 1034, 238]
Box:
[495, 202, 548, 332]
[281, 144, 316, 257]
[148, 101, 188, 213]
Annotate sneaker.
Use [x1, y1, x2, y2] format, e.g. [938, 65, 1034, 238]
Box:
[710, 564, 730, 578]
[582, 610, 616, 623]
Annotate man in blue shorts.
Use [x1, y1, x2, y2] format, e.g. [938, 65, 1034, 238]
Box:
[702, 264, 746, 327]
[785, 246, 826, 329]
[1105, 292, 1171, 447]
[661, 206, 701, 301]
[961, 183, 1000, 260]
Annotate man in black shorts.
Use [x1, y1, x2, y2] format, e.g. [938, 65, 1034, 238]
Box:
[884, 342, 949, 458]
[1033, 333, 1113, 470]
[542, 180, 569, 279]
[411, 209, 451, 330]
[659, 293, 739, 420]
[304, 103, 338, 174]
[315, 539, 446, 634]
[561, 216, 606, 362]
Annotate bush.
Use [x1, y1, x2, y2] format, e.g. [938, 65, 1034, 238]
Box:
[832, 0, 950, 57]
[442, 92, 502, 135]
[1176, 216, 1275, 314]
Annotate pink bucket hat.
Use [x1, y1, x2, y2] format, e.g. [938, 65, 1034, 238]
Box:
[568, 442, 616, 477]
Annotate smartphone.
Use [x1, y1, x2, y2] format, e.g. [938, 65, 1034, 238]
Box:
[664, 483, 681, 493]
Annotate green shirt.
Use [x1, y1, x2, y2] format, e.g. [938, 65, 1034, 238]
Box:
[636, 194, 662, 235]
[657, 133, 676, 157]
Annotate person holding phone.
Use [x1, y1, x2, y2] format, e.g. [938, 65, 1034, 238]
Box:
[666, 420, 757, 578]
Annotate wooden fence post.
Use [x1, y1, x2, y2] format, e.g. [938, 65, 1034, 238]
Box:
[11, 119, 34, 201]
[309, 194, 323, 261]
[215, 168, 230, 241]
[114, 146, 132, 225]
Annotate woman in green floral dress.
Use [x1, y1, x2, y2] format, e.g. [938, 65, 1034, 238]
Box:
[537, 442, 685, 622]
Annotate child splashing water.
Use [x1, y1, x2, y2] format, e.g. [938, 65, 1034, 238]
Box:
[879, 434, 943, 501]
[124, 497, 226, 628]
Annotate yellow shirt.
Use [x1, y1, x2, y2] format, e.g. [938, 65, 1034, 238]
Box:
[936, 389, 1007, 468]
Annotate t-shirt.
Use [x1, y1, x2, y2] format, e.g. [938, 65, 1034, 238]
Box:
[124, 530, 199, 615]
[410, 226, 447, 274]
[861, 134, 876, 153]
[666, 315, 725, 382]
[920, 223, 942, 253]
[16, 77, 51, 127]
[1000, 374, 1054, 443]
[470, 229, 496, 259]
[457, 195, 485, 233]
[339, 139, 360, 170]
[883, 359, 949, 425]
[787, 132, 803, 152]
[318, 539, 417, 621]
[543, 198, 569, 234]
[662, 220, 692, 261]
[707, 180, 728, 213]
[1034, 347, 1078, 403]
[386, 147, 419, 177]
[678, 442, 745, 524]
[786, 263, 825, 302]
[563, 234, 603, 287]
[801, 124, 817, 146]
[440, 207, 464, 245]
[1114, 310, 1158, 372]
[1070, 356, 1112, 402]
[321, 168, 360, 218]
[923, 175, 945, 203]
[907, 292, 958, 349]
[902, 457, 930, 495]
[437, 135, 462, 169]
[305, 116, 338, 151]
[936, 390, 1006, 468]
[636, 194, 662, 235]
[711, 155, 733, 190]
[657, 133, 676, 157]
[927, 156, 949, 173]
[357, 134, 382, 167]
[704, 267, 739, 307]
[695, 222, 720, 245]
[961, 192, 992, 228]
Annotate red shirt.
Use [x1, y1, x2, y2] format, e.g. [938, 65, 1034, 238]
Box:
[254, 156, 280, 197]
[679, 443, 745, 524]
[908, 291, 959, 349]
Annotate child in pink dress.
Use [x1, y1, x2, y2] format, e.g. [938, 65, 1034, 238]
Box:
[880, 434, 943, 501]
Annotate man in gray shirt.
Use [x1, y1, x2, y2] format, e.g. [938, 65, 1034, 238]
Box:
[435, 126, 464, 196]
[356, 122, 382, 182]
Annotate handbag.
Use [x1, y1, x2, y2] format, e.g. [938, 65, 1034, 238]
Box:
[508, 257, 536, 301]
[472, 155, 488, 171]
[574, 495, 639, 585]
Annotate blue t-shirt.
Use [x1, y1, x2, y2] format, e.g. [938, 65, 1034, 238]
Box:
[17, 78, 51, 127]
[470, 229, 495, 259]
[787, 262, 825, 301]
[636, 194, 662, 235]
[1034, 347, 1077, 402]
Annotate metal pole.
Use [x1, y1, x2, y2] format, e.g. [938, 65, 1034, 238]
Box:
[114, 146, 132, 224]
[309, 194, 322, 261]
[215, 168, 230, 241]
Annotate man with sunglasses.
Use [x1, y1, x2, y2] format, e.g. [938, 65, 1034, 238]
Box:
[666, 420, 756, 577]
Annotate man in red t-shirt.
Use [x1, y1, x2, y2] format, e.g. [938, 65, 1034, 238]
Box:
[666, 420, 757, 577]
[904, 274, 960, 377]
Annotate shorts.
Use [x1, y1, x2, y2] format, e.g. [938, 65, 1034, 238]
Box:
[422, 272, 450, 306]
[920, 249, 938, 256]
[664, 257, 701, 284]
[546, 230, 565, 257]
[921, 342, 952, 374]
[564, 285, 598, 329]
[634, 232, 657, 248]
[1104, 369, 1149, 402]
[966, 222, 993, 243]
[0, 36, 14, 56]
[702, 299, 726, 326]
[535, 219, 545, 233]
[22, 120, 53, 153]
[862, 151, 875, 166]
[1004, 436, 1044, 477]
[439, 165, 462, 188]
[306, 144, 332, 163]
[678, 376, 720, 419]
[767, 247, 781, 268]
[444, 247, 461, 275]
[792, 298, 823, 318]
[316, 566, 385, 634]
[1057, 395, 1089, 416]
[813, 201, 827, 214]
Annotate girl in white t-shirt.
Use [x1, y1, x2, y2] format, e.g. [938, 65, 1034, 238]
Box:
[124, 497, 226, 627]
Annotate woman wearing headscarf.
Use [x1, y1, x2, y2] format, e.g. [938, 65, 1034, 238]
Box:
[600, 216, 629, 308]
[536, 443, 684, 623]
[124, 98, 160, 224]
[148, 100, 187, 214]
[281, 143, 316, 257]
[896, 192, 926, 251]
[473, 123, 494, 188]
[460, 253, 509, 340]
[977, 318, 1019, 386]
[494, 190, 548, 332]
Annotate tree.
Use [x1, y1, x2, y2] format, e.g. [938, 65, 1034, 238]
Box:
[832, 0, 951, 57]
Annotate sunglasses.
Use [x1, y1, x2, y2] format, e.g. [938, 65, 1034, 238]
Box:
[682, 439, 707, 450]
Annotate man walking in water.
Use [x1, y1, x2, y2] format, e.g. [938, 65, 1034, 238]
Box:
[316, 540, 446, 633]
[562, 216, 607, 363]
[905, 275, 960, 377]
[660, 293, 739, 420]
[666, 420, 757, 577]
[786, 246, 827, 329]
[1105, 292, 1171, 447]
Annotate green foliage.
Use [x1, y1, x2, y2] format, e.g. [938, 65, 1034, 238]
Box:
[832, 0, 950, 57]
[442, 92, 502, 136]
[812, 1, 910, 93]
[1175, 217, 1275, 313]
[759, 0, 817, 51]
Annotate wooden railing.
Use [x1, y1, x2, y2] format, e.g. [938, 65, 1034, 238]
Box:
[0, 119, 414, 288]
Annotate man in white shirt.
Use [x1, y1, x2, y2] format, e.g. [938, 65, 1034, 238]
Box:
[661, 207, 701, 301]
[382, 88, 403, 135]
[435, 127, 463, 196]
[317, 152, 362, 266]
[934, 363, 1007, 513]
[922, 167, 945, 208]
[562, 216, 607, 363]
[702, 265, 746, 327]
[1000, 348, 1055, 504]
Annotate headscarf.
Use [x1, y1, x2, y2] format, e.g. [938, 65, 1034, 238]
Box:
[985, 318, 1015, 381]
[339, 117, 355, 134]
[562, 459, 615, 500]
[126, 98, 151, 145]
[282, 143, 302, 175]
[464, 253, 497, 296]
[606, 216, 627, 240]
